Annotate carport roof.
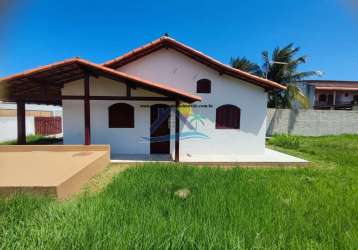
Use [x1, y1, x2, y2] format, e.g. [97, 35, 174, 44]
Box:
[0, 58, 202, 105]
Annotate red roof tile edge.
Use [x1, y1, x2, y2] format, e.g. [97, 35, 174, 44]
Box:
[315, 87, 358, 91]
[103, 36, 286, 91]
[0, 58, 202, 102]
[303, 80, 358, 84]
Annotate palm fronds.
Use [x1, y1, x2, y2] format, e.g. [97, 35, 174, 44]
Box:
[231, 43, 323, 109]
[230, 57, 263, 76]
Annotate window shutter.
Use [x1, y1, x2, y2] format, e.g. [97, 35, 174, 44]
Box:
[215, 105, 240, 129]
[196, 79, 211, 93]
[108, 103, 134, 128]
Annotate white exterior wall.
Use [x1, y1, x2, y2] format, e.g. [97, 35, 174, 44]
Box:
[62, 76, 176, 156]
[0, 117, 35, 142]
[118, 48, 267, 158]
[91, 100, 175, 155]
[62, 48, 268, 158]
[62, 100, 85, 144]
[0, 103, 63, 142]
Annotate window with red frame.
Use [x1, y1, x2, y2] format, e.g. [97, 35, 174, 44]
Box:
[108, 103, 134, 128]
[215, 104, 241, 129]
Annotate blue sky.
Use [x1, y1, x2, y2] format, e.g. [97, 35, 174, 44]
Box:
[1, 0, 357, 80]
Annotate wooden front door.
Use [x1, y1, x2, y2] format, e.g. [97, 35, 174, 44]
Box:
[150, 104, 170, 154]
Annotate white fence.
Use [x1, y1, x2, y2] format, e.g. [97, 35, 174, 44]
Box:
[267, 109, 358, 136]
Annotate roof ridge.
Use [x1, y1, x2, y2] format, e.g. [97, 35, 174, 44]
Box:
[163, 37, 285, 88]
[101, 36, 285, 90]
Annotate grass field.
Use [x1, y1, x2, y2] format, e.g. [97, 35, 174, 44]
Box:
[1, 135, 357, 249]
[0, 135, 63, 145]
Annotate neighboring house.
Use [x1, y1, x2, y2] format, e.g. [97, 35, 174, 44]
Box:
[0, 102, 62, 117]
[0, 36, 285, 161]
[0, 102, 63, 142]
[299, 80, 358, 110]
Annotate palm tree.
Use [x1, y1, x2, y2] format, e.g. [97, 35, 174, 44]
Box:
[231, 43, 322, 109]
[230, 57, 262, 76]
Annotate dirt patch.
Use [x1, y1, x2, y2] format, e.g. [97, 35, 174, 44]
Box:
[83, 163, 134, 193]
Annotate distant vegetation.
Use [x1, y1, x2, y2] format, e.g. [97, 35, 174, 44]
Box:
[231, 43, 322, 109]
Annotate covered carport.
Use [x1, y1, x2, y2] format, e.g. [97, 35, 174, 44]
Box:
[0, 58, 201, 161]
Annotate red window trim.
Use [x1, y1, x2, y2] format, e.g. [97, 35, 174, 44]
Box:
[108, 103, 134, 128]
[197, 79, 211, 93]
[215, 104, 240, 129]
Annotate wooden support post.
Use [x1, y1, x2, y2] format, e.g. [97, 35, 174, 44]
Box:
[16, 101, 26, 145]
[333, 91, 336, 107]
[175, 99, 180, 162]
[84, 74, 91, 145]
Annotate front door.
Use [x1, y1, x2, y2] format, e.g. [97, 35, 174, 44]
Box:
[150, 104, 170, 154]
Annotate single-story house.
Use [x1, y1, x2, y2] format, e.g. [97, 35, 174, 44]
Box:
[299, 80, 358, 110]
[0, 36, 286, 162]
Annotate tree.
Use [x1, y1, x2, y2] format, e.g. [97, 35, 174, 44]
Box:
[230, 57, 262, 76]
[231, 43, 322, 109]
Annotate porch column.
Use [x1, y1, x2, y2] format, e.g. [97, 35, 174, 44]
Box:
[333, 91, 336, 106]
[16, 101, 26, 145]
[175, 99, 180, 162]
[84, 74, 91, 145]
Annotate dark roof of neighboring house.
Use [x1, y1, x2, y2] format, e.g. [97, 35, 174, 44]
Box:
[0, 58, 202, 104]
[103, 36, 286, 90]
[303, 80, 358, 91]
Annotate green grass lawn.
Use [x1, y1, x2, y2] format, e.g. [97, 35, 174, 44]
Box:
[0, 135, 63, 145]
[1, 135, 357, 249]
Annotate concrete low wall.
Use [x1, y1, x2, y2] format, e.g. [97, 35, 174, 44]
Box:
[0, 144, 110, 200]
[0, 117, 35, 142]
[0, 144, 110, 152]
[267, 109, 358, 136]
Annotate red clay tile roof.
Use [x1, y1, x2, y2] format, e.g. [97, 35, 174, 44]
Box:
[103, 36, 286, 90]
[305, 80, 358, 91]
[0, 58, 202, 103]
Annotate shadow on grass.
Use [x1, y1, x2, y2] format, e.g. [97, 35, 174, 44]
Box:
[0, 135, 63, 145]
